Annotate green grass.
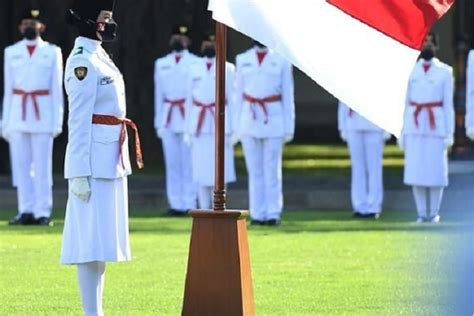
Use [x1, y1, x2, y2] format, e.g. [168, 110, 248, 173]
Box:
[137, 143, 405, 177]
[0, 208, 468, 315]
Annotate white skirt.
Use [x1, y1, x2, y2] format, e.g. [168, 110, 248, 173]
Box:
[60, 177, 131, 265]
[191, 134, 236, 187]
[403, 135, 448, 187]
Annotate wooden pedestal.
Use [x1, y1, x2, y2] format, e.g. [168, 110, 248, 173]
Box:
[182, 210, 255, 316]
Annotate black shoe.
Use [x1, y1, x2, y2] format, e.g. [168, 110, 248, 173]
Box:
[363, 213, 380, 220]
[250, 220, 265, 226]
[9, 213, 34, 225]
[166, 209, 188, 216]
[35, 217, 53, 226]
[266, 219, 281, 226]
[353, 212, 364, 218]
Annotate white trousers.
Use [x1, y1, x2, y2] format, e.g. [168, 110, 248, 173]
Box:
[412, 186, 444, 218]
[347, 131, 384, 214]
[242, 137, 284, 221]
[9, 132, 53, 218]
[161, 132, 196, 210]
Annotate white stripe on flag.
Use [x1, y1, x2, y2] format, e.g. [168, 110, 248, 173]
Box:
[210, 0, 421, 136]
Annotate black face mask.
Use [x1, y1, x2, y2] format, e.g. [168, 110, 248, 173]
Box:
[96, 21, 117, 42]
[170, 40, 184, 52]
[419, 48, 435, 61]
[23, 27, 38, 40]
[202, 46, 216, 58]
[67, 10, 117, 42]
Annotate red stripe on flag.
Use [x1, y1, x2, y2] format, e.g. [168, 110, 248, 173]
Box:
[327, 0, 454, 50]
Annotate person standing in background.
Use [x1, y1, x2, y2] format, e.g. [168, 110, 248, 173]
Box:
[154, 25, 200, 215]
[338, 101, 390, 219]
[234, 40, 295, 226]
[2, 7, 63, 226]
[399, 33, 454, 223]
[465, 48, 474, 141]
[185, 31, 236, 209]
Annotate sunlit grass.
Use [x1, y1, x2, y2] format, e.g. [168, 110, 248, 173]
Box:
[0, 208, 468, 315]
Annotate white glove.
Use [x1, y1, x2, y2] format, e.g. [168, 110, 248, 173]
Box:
[70, 177, 91, 202]
[156, 128, 164, 139]
[339, 130, 347, 142]
[444, 135, 454, 148]
[183, 133, 192, 146]
[383, 132, 392, 141]
[231, 133, 240, 145]
[1, 121, 8, 141]
[54, 128, 62, 138]
[467, 127, 474, 141]
[397, 136, 404, 149]
[284, 134, 293, 143]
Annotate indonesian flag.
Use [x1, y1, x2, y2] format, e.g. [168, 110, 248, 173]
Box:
[208, 0, 454, 135]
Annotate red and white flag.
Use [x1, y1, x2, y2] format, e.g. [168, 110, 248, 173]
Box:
[209, 0, 454, 135]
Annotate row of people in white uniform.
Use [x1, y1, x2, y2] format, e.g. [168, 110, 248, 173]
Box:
[339, 33, 474, 223]
[154, 28, 295, 225]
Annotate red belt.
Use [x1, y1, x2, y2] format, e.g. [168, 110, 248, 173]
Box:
[410, 101, 443, 129]
[13, 89, 50, 121]
[192, 99, 215, 137]
[164, 98, 186, 128]
[92, 114, 144, 169]
[243, 93, 282, 124]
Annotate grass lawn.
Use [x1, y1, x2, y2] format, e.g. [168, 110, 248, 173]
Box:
[0, 208, 470, 315]
[135, 143, 405, 177]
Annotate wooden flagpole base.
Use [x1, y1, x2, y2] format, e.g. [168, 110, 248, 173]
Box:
[182, 210, 255, 316]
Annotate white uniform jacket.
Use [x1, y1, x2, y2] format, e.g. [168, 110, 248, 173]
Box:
[234, 48, 295, 138]
[64, 37, 132, 180]
[466, 50, 474, 131]
[185, 59, 235, 136]
[401, 58, 454, 138]
[338, 101, 383, 132]
[154, 50, 200, 133]
[2, 38, 63, 136]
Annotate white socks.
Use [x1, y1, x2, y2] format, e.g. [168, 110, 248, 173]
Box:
[198, 186, 213, 210]
[77, 261, 106, 316]
[412, 186, 444, 218]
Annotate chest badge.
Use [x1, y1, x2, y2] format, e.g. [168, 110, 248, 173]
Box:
[74, 67, 88, 81]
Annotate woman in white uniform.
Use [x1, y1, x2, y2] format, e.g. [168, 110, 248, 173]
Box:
[61, 1, 143, 315]
[400, 33, 454, 223]
[185, 32, 236, 209]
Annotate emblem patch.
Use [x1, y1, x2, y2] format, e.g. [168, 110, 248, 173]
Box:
[73, 47, 84, 56]
[74, 67, 88, 81]
[100, 77, 115, 85]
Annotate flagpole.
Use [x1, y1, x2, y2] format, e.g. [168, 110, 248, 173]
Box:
[182, 21, 255, 316]
[213, 22, 227, 211]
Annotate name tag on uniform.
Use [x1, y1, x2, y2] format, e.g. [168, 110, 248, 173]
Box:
[100, 77, 115, 85]
[160, 65, 171, 71]
[241, 63, 252, 68]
